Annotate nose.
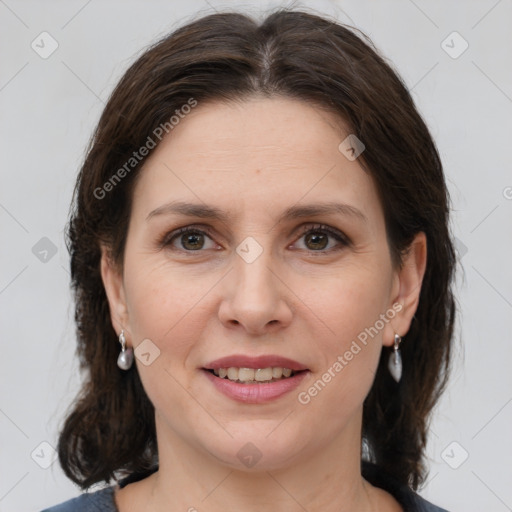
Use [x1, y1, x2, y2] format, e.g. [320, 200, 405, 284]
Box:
[217, 245, 293, 336]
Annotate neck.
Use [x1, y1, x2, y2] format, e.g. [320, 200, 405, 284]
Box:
[140, 411, 378, 512]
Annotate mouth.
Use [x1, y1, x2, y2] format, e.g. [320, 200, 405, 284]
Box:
[204, 366, 304, 384]
[202, 355, 309, 403]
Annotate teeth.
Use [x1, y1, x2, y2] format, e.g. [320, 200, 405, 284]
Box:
[238, 368, 255, 381]
[255, 368, 273, 382]
[227, 367, 238, 380]
[211, 366, 297, 383]
[272, 367, 283, 378]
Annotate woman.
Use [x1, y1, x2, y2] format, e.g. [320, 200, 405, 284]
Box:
[42, 8, 456, 512]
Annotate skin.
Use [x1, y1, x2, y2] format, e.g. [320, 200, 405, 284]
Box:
[101, 96, 427, 512]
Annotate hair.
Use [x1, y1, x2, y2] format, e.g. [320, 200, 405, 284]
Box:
[58, 8, 457, 491]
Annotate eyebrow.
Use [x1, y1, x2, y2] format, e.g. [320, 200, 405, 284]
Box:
[146, 200, 368, 224]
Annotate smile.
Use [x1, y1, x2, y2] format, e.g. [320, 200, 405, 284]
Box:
[203, 368, 309, 404]
[208, 366, 297, 383]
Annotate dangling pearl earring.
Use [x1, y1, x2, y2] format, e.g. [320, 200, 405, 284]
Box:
[388, 333, 402, 382]
[117, 330, 134, 370]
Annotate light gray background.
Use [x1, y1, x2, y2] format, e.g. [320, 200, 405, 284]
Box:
[1, 1, 511, 511]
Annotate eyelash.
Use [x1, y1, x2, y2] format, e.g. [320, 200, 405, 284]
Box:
[159, 223, 350, 255]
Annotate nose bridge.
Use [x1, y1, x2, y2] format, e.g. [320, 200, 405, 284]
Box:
[233, 235, 277, 304]
[218, 233, 292, 333]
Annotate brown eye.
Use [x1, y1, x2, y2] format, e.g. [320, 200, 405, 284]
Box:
[160, 223, 349, 255]
[162, 226, 218, 252]
[180, 231, 205, 250]
[304, 231, 329, 251]
[294, 224, 349, 253]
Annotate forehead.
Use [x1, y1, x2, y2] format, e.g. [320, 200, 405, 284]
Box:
[130, 97, 382, 227]
[149, 96, 349, 170]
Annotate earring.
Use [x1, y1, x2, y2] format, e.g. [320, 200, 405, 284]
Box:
[117, 330, 134, 370]
[387, 333, 402, 382]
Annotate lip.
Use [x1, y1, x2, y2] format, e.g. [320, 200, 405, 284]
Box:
[203, 368, 309, 404]
[203, 354, 308, 371]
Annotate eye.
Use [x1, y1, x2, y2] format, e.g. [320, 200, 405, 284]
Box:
[159, 223, 350, 254]
[293, 223, 350, 253]
[161, 225, 218, 252]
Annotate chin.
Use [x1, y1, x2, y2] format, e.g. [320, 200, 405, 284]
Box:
[196, 425, 310, 472]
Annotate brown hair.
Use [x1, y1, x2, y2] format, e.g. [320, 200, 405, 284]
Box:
[59, 8, 457, 491]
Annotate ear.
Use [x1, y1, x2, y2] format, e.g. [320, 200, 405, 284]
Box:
[100, 244, 130, 342]
[383, 231, 427, 346]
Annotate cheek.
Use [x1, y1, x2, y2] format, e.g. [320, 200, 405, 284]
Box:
[123, 253, 214, 342]
[121, 258, 208, 419]
[312, 264, 391, 346]
[302, 268, 390, 399]
[297, 283, 385, 420]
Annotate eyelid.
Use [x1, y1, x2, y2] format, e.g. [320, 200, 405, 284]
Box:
[291, 223, 351, 254]
[294, 223, 350, 243]
[158, 223, 217, 249]
[159, 222, 351, 252]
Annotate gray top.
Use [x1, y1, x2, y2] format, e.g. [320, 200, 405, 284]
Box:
[41, 463, 450, 512]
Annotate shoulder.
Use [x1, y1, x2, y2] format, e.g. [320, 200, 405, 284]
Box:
[361, 461, 450, 512]
[404, 490, 450, 512]
[40, 485, 117, 512]
[40, 468, 157, 512]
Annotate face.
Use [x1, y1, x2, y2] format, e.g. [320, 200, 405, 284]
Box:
[102, 97, 425, 472]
